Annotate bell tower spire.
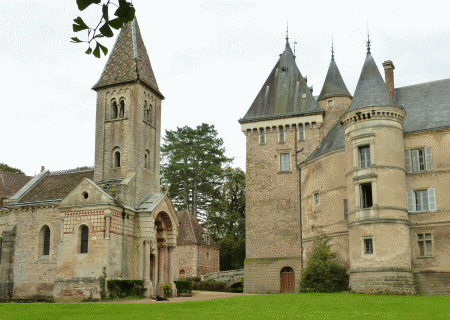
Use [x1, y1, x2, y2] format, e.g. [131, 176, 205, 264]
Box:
[93, 18, 163, 205]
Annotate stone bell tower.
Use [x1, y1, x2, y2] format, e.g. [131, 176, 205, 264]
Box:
[340, 44, 414, 294]
[92, 18, 164, 204]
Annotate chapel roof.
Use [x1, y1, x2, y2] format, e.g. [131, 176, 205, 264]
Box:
[92, 18, 163, 98]
[346, 52, 395, 112]
[18, 169, 94, 204]
[317, 56, 352, 101]
[176, 210, 217, 247]
[0, 172, 32, 201]
[239, 40, 322, 123]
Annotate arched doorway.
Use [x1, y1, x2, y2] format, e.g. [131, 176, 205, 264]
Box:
[280, 267, 295, 293]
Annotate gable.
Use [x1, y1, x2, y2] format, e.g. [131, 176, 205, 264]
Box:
[59, 178, 114, 208]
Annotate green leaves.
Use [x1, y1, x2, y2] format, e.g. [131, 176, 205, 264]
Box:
[76, 0, 101, 11]
[72, 16, 89, 32]
[71, 1, 135, 59]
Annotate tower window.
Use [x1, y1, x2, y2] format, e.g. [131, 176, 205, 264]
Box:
[259, 129, 265, 144]
[343, 199, 348, 220]
[360, 183, 373, 208]
[328, 100, 333, 106]
[42, 225, 50, 256]
[114, 150, 121, 168]
[119, 100, 125, 118]
[364, 238, 373, 254]
[80, 225, 89, 254]
[298, 125, 304, 140]
[145, 150, 150, 169]
[314, 193, 319, 205]
[111, 101, 118, 119]
[358, 145, 371, 169]
[279, 127, 285, 142]
[280, 153, 290, 172]
[149, 105, 153, 124]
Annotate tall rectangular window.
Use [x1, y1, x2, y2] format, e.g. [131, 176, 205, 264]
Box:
[358, 145, 371, 169]
[364, 238, 373, 254]
[314, 193, 319, 205]
[343, 199, 348, 220]
[360, 183, 373, 208]
[279, 127, 285, 142]
[406, 147, 433, 173]
[298, 125, 304, 140]
[418, 233, 432, 257]
[259, 129, 265, 144]
[280, 153, 290, 172]
[407, 189, 436, 212]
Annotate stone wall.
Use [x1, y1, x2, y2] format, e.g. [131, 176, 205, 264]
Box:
[414, 272, 450, 295]
[198, 244, 219, 275]
[53, 277, 101, 301]
[349, 269, 415, 294]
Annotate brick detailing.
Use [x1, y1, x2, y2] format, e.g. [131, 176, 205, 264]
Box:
[64, 211, 105, 234]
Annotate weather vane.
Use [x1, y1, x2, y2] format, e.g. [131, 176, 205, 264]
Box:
[285, 22, 289, 48]
[366, 21, 371, 53]
[294, 40, 297, 57]
[331, 35, 335, 59]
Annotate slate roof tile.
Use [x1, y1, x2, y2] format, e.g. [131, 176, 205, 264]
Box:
[176, 210, 217, 247]
[0, 172, 32, 200]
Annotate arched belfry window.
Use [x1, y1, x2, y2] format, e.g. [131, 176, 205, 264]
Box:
[41, 225, 50, 256]
[114, 150, 121, 168]
[111, 101, 118, 119]
[119, 100, 125, 118]
[80, 225, 89, 254]
[144, 101, 148, 121]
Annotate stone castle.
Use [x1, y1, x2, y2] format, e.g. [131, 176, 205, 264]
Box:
[240, 36, 450, 295]
[0, 19, 218, 300]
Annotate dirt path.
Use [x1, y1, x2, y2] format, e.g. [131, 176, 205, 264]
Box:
[94, 291, 252, 304]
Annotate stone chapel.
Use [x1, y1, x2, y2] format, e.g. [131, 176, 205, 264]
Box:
[240, 36, 450, 295]
[0, 19, 218, 300]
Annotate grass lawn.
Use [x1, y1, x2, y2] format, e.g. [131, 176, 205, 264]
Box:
[0, 293, 449, 320]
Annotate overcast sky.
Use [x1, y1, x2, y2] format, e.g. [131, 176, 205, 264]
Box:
[1, 1, 449, 176]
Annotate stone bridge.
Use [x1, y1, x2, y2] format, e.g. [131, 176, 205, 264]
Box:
[201, 269, 244, 287]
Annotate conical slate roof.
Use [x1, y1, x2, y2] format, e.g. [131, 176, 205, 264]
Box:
[317, 57, 352, 101]
[347, 52, 394, 112]
[92, 19, 163, 98]
[239, 41, 322, 123]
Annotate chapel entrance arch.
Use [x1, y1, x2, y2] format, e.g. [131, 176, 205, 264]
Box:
[280, 267, 295, 293]
[154, 211, 175, 286]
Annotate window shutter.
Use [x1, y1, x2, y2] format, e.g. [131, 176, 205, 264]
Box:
[404, 150, 412, 173]
[407, 191, 415, 212]
[412, 149, 419, 172]
[428, 188, 436, 211]
[425, 147, 433, 171]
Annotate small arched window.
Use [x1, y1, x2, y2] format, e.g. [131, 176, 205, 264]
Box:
[179, 270, 185, 278]
[119, 100, 125, 118]
[144, 150, 150, 169]
[41, 225, 50, 256]
[144, 101, 148, 121]
[80, 225, 89, 254]
[111, 101, 118, 119]
[148, 104, 152, 123]
[114, 150, 121, 167]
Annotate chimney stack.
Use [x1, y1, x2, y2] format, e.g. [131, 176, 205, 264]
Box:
[383, 60, 395, 100]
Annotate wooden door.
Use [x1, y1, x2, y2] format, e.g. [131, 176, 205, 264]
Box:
[280, 267, 295, 293]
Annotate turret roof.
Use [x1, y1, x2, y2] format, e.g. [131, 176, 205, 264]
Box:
[347, 52, 394, 112]
[92, 19, 163, 98]
[239, 41, 322, 123]
[317, 57, 352, 101]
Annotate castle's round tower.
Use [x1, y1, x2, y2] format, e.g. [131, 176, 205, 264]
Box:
[340, 47, 415, 294]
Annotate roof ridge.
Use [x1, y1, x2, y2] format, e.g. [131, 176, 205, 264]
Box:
[396, 78, 450, 90]
[50, 167, 94, 175]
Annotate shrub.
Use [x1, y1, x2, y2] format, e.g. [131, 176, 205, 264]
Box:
[160, 282, 172, 297]
[174, 279, 192, 296]
[299, 231, 348, 293]
[192, 280, 227, 292]
[107, 280, 145, 299]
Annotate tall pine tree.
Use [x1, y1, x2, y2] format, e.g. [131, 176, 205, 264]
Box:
[161, 123, 233, 220]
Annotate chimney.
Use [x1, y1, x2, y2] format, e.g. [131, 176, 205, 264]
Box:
[41, 166, 45, 172]
[383, 60, 395, 100]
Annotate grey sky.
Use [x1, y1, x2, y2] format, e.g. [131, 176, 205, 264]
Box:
[1, 1, 449, 176]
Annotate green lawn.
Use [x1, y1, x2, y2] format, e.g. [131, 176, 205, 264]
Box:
[0, 293, 449, 320]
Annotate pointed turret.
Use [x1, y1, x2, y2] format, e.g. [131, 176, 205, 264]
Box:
[93, 18, 163, 98]
[239, 41, 321, 123]
[347, 52, 394, 112]
[317, 55, 352, 101]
